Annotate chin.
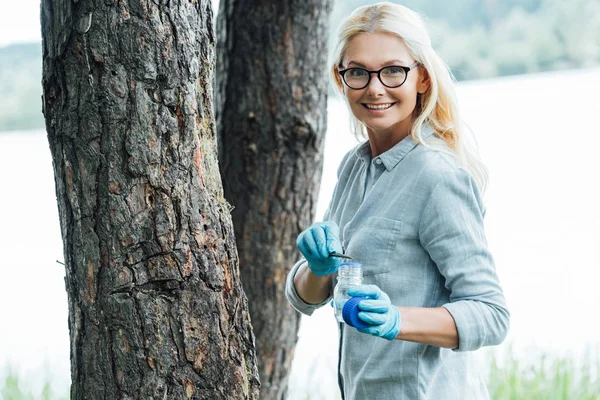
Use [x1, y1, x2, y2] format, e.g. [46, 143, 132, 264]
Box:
[362, 117, 397, 130]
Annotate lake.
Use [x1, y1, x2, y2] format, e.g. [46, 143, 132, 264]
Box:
[1, 67, 599, 397]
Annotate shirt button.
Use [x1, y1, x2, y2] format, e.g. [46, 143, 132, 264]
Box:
[375, 159, 382, 165]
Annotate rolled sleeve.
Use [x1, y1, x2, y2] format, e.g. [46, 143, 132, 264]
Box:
[419, 168, 510, 352]
[285, 257, 332, 316]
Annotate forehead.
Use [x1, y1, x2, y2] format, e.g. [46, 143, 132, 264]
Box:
[343, 32, 412, 68]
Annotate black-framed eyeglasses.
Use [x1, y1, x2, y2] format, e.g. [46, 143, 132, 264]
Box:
[338, 61, 420, 90]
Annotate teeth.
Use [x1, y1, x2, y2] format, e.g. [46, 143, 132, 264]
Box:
[365, 103, 393, 110]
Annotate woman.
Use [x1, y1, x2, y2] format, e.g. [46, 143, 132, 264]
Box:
[285, 2, 510, 399]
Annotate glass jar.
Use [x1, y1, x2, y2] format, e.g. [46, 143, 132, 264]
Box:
[333, 262, 363, 323]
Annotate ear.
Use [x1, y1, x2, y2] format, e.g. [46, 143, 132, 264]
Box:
[336, 71, 347, 95]
[417, 66, 431, 94]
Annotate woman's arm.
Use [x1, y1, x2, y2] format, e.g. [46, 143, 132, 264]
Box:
[285, 258, 332, 315]
[395, 306, 458, 349]
[348, 285, 459, 347]
[419, 168, 510, 351]
[293, 261, 333, 304]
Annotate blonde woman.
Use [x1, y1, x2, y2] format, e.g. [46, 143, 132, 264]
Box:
[285, 2, 510, 399]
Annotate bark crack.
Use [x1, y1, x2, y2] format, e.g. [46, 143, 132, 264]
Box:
[168, 305, 185, 363]
[124, 250, 175, 268]
[106, 324, 121, 396]
[133, 294, 150, 385]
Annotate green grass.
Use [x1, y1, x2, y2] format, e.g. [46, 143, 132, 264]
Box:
[2, 348, 599, 399]
[0, 367, 68, 400]
[486, 347, 600, 400]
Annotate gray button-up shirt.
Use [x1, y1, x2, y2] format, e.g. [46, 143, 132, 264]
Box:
[285, 125, 510, 399]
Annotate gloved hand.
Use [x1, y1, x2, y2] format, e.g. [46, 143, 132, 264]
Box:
[347, 285, 402, 340]
[296, 221, 344, 276]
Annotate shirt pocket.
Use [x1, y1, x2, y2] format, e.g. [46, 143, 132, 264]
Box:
[344, 217, 402, 276]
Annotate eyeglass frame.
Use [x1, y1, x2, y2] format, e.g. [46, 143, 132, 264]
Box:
[338, 61, 420, 90]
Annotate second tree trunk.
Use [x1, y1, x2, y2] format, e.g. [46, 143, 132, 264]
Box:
[216, 0, 333, 398]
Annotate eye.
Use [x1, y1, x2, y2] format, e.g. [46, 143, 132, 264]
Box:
[382, 66, 404, 75]
[347, 68, 368, 77]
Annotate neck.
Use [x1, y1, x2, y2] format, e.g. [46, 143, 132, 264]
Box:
[367, 117, 414, 158]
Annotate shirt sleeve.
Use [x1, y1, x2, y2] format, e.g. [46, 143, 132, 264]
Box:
[284, 189, 335, 316]
[284, 257, 332, 316]
[418, 167, 510, 352]
[284, 148, 358, 316]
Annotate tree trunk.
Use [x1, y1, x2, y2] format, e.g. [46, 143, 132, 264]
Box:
[216, 1, 332, 398]
[41, 0, 259, 398]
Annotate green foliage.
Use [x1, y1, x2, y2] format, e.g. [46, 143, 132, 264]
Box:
[0, 366, 68, 400]
[330, 0, 600, 81]
[1, 373, 32, 400]
[330, 0, 544, 33]
[486, 346, 600, 399]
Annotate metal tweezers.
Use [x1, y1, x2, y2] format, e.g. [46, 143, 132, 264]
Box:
[329, 252, 353, 260]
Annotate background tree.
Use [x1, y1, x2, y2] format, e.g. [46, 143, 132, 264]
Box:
[41, 0, 259, 398]
[216, 0, 333, 398]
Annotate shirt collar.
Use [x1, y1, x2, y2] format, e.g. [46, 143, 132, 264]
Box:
[354, 124, 437, 171]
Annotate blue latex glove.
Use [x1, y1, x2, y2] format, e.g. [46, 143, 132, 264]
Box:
[296, 221, 344, 276]
[347, 284, 402, 340]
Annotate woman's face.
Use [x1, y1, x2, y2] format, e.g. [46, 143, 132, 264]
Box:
[340, 32, 429, 138]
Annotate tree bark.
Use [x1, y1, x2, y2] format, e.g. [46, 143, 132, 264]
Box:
[41, 0, 259, 398]
[216, 1, 333, 398]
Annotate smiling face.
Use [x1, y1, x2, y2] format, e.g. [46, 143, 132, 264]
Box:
[340, 32, 429, 147]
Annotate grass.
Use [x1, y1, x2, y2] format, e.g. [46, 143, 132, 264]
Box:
[486, 346, 600, 400]
[0, 366, 68, 400]
[2, 348, 599, 400]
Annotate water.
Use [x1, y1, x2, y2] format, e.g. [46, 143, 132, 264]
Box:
[0, 131, 70, 392]
[1, 68, 599, 396]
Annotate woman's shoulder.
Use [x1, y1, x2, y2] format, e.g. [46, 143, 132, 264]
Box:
[407, 145, 485, 216]
[335, 140, 369, 177]
[410, 138, 473, 189]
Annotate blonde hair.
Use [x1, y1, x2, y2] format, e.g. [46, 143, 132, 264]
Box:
[329, 2, 489, 194]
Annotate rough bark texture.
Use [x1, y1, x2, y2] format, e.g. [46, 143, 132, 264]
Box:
[41, 0, 260, 398]
[216, 1, 333, 398]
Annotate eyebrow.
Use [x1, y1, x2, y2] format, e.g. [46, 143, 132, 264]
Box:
[346, 59, 409, 68]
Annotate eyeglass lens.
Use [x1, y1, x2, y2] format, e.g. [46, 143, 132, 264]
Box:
[344, 66, 406, 89]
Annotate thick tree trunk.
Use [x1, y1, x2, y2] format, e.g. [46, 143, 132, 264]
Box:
[216, 1, 332, 398]
[41, 0, 259, 398]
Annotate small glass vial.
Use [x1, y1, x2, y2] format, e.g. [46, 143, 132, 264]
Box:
[333, 262, 363, 323]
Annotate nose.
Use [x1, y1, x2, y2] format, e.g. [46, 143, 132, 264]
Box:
[365, 72, 386, 97]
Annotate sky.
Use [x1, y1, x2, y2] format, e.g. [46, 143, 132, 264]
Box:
[0, 0, 221, 47]
[0, 0, 42, 46]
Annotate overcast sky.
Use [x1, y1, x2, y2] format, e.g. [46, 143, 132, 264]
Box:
[0, 0, 221, 47]
[0, 0, 41, 46]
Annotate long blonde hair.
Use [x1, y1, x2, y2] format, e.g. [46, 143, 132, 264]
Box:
[329, 2, 489, 194]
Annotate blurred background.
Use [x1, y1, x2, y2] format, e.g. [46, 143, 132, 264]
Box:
[1, 0, 599, 399]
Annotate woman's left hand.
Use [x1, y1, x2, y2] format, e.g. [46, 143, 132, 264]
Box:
[347, 284, 402, 340]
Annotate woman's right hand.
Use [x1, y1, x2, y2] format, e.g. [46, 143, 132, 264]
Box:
[296, 221, 344, 276]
